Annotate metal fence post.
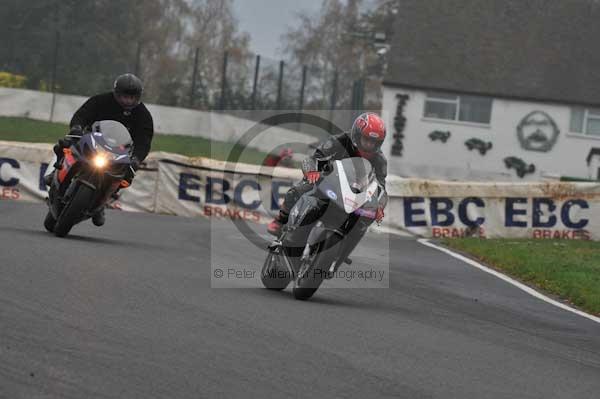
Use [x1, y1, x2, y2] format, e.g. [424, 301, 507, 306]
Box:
[299, 65, 307, 110]
[296, 65, 308, 132]
[189, 47, 199, 107]
[328, 70, 338, 133]
[251, 54, 260, 110]
[276, 60, 284, 110]
[219, 50, 229, 111]
[134, 41, 142, 77]
[351, 78, 365, 113]
[49, 30, 60, 122]
[329, 70, 338, 111]
[358, 78, 365, 112]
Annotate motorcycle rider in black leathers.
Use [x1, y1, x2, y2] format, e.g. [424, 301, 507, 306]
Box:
[267, 112, 388, 236]
[45, 73, 154, 226]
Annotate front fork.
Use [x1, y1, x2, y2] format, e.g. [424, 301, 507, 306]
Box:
[316, 217, 370, 276]
[296, 222, 346, 279]
[268, 233, 296, 278]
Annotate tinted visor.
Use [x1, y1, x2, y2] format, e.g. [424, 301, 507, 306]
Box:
[359, 134, 383, 152]
[116, 86, 141, 97]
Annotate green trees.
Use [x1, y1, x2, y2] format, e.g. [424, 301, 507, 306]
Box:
[282, 0, 397, 110]
[1, 0, 249, 106]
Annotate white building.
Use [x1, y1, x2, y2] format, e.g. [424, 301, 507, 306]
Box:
[380, 0, 600, 181]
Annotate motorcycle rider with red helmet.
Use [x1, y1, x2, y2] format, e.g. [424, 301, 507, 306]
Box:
[267, 112, 388, 236]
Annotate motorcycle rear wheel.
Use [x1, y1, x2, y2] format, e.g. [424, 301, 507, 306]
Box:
[261, 251, 292, 290]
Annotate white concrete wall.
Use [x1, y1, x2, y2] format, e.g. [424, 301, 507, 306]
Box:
[381, 86, 599, 181]
[0, 88, 323, 156]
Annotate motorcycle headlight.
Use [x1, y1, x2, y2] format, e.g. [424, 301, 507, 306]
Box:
[93, 154, 108, 169]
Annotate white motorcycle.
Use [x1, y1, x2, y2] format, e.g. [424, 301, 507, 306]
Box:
[261, 157, 384, 300]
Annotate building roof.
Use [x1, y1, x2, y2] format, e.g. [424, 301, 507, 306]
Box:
[383, 0, 600, 107]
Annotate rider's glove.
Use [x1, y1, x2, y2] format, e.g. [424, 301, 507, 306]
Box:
[305, 170, 321, 184]
[375, 207, 384, 224]
[58, 125, 83, 150]
[66, 125, 83, 140]
[301, 158, 316, 172]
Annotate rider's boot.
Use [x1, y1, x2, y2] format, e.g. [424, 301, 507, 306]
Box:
[43, 171, 54, 187]
[44, 142, 69, 187]
[92, 208, 105, 226]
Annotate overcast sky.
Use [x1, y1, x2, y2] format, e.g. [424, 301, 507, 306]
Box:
[233, 0, 324, 60]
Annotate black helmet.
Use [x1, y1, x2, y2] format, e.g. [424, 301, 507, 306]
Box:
[113, 73, 143, 110]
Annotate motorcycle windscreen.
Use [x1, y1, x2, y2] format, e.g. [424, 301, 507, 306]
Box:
[337, 157, 373, 193]
[90, 120, 133, 153]
[335, 157, 377, 213]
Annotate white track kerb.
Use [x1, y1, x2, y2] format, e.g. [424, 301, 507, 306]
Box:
[418, 238, 600, 325]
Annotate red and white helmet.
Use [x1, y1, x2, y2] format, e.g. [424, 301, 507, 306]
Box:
[350, 112, 386, 157]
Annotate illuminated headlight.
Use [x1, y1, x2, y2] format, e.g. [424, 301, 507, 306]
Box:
[93, 154, 108, 168]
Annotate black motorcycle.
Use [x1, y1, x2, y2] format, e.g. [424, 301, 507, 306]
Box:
[44, 120, 134, 237]
[261, 157, 384, 300]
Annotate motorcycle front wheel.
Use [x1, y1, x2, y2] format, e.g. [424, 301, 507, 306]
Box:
[53, 183, 95, 237]
[43, 211, 56, 233]
[292, 253, 327, 300]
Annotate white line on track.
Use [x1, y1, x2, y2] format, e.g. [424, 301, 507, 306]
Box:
[369, 224, 414, 237]
[418, 238, 600, 325]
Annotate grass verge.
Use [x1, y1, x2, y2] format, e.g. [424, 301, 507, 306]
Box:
[0, 116, 269, 164]
[441, 238, 600, 316]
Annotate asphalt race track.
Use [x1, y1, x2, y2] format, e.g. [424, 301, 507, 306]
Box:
[1, 201, 599, 398]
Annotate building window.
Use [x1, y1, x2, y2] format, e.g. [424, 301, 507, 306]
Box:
[424, 92, 492, 124]
[570, 107, 600, 137]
